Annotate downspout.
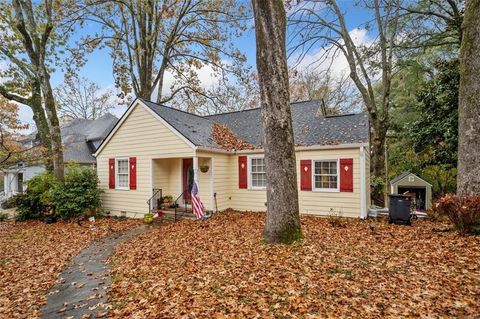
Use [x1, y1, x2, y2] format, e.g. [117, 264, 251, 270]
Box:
[360, 146, 367, 219]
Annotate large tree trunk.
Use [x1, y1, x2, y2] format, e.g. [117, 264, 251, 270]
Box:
[457, 0, 480, 195]
[39, 67, 64, 181]
[30, 81, 53, 172]
[252, 0, 302, 244]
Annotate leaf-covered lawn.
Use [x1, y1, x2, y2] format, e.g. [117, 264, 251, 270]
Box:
[109, 211, 480, 318]
[0, 217, 141, 318]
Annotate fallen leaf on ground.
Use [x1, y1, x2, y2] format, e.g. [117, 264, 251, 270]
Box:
[108, 210, 480, 318]
[0, 217, 141, 318]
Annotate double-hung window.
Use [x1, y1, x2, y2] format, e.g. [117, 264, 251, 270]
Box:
[250, 157, 266, 189]
[116, 158, 129, 189]
[313, 160, 339, 191]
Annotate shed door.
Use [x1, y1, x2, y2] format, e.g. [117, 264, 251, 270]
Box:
[398, 187, 426, 210]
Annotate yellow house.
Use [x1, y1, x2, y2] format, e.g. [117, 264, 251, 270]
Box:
[94, 98, 371, 219]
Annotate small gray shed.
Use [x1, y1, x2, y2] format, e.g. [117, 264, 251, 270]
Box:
[390, 172, 432, 210]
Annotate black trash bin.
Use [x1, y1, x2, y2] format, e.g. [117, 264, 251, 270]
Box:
[389, 194, 412, 225]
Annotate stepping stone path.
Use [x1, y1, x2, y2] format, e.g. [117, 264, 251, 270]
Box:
[41, 225, 149, 319]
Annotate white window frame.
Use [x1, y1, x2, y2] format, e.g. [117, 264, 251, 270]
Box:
[312, 159, 340, 192]
[248, 155, 266, 190]
[115, 157, 130, 190]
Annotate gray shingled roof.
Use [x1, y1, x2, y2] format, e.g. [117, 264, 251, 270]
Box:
[61, 113, 118, 163]
[141, 99, 221, 148]
[140, 98, 369, 149]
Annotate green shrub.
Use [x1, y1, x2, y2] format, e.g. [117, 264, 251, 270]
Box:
[15, 173, 58, 221]
[51, 165, 103, 220]
[1, 195, 20, 209]
[433, 194, 480, 235]
[0, 212, 8, 221]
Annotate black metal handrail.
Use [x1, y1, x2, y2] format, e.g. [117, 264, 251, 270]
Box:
[147, 188, 162, 214]
[173, 189, 191, 222]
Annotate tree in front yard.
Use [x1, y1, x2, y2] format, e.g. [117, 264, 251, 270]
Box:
[251, 0, 302, 244]
[0, 0, 68, 181]
[0, 96, 38, 169]
[457, 0, 480, 195]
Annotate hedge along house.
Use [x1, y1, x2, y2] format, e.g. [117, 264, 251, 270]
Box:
[94, 98, 371, 219]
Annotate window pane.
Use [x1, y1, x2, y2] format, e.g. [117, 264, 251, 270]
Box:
[250, 158, 265, 187]
[117, 159, 129, 187]
[117, 159, 128, 174]
[313, 161, 338, 189]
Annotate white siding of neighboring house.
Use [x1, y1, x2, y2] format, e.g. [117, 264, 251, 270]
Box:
[3, 165, 45, 199]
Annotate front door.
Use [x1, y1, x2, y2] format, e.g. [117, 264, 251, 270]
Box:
[182, 158, 193, 202]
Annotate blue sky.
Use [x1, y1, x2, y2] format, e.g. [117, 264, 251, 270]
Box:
[19, 1, 373, 127]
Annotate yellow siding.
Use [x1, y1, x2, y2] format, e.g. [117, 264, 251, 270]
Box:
[196, 152, 233, 211]
[153, 158, 182, 200]
[96, 102, 194, 217]
[198, 148, 367, 218]
[297, 148, 361, 217]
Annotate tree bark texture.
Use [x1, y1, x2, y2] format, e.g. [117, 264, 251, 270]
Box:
[31, 82, 53, 172]
[252, 0, 302, 244]
[13, 0, 64, 180]
[457, 0, 480, 195]
[0, 81, 53, 171]
[40, 68, 64, 180]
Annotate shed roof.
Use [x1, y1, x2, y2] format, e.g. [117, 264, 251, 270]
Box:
[390, 171, 432, 186]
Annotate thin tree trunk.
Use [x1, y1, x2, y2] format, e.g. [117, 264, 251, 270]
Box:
[457, 0, 480, 195]
[252, 0, 302, 244]
[155, 57, 169, 104]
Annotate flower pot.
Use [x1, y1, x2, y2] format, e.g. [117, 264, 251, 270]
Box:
[200, 165, 209, 173]
[143, 213, 154, 224]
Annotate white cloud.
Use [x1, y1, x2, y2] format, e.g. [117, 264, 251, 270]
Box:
[151, 62, 224, 102]
[289, 28, 374, 78]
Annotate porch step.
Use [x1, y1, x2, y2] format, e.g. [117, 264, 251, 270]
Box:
[160, 209, 196, 221]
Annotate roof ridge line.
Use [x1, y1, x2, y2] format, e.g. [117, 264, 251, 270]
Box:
[139, 98, 212, 121]
[205, 99, 322, 117]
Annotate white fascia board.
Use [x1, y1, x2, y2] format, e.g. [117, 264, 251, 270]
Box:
[394, 173, 433, 187]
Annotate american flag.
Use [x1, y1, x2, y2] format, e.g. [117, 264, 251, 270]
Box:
[190, 181, 205, 219]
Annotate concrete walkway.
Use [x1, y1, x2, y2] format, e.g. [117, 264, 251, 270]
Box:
[41, 225, 149, 319]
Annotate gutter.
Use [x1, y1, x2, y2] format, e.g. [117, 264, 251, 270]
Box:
[196, 142, 369, 155]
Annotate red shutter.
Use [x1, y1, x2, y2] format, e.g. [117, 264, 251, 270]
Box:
[300, 160, 312, 191]
[108, 158, 115, 189]
[340, 158, 353, 192]
[129, 157, 137, 190]
[238, 156, 248, 189]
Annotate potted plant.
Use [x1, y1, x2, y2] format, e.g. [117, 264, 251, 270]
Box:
[200, 164, 209, 173]
[161, 195, 173, 207]
[143, 213, 154, 224]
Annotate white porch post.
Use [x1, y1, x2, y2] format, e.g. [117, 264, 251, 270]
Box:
[360, 146, 367, 219]
[210, 157, 214, 211]
[193, 156, 199, 184]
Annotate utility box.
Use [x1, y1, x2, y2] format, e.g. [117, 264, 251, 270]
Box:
[389, 194, 412, 225]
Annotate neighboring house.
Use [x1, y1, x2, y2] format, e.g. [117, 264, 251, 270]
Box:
[2, 114, 118, 199]
[95, 98, 371, 219]
[390, 172, 432, 210]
